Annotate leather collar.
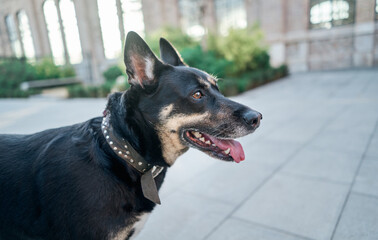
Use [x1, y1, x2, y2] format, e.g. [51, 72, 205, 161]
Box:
[101, 113, 164, 177]
[101, 112, 164, 204]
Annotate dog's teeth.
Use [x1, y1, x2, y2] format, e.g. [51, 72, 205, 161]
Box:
[193, 131, 202, 138]
[224, 148, 231, 154]
[205, 140, 211, 145]
[199, 137, 205, 142]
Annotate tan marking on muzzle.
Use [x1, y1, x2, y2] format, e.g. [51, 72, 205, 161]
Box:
[159, 104, 174, 120]
[158, 107, 210, 165]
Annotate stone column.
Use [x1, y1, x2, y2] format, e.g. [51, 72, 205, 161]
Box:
[32, 0, 53, 58]
[23, 0, 44, 59]
[0, 13, 12, 57]
[141, 0, 163, 34]
[245, 0, 261, 26]
[353, 0, 376, 67]
[141, 0, 180, 34]
[260, 0, 287, 68]
[55, 0, 70, 64]
[74, 0, 105, 84]
[202, 0, 216, 33]
[284, 0, 310, 72]
[14, 12, 26, 57]
[116, 0, 126, 43]
[163, 0, 180, 28]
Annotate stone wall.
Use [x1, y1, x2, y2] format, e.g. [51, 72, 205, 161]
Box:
[1, 0, 377, 79]
[255, 0, 378, 72]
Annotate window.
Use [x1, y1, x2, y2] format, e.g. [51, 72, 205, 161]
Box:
[178, 0, 205, 38]
[214, 0, 247, 35]
[5, 15, 22, 58]
[376, 0, 378, 20]
[43, 0, 66, 65]
[59, 0, 83, 64]
[97, 0, 122, 59]
[121, 0, 145, 38]
[310, 0, 355, 29]
[17, 10, 36, 60]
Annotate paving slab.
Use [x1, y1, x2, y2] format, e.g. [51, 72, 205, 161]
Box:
[158, 149, 217, 198]
[234, 173, 349, 240]
[365, 127, 378, 158]
[281, 146, 362, 184]
[0, 99, 106, 134]
[241, 138, 302, 169]
[206, 218, 310, 240]
[135, 190, 234, 240]
[352, 156, 378, 198]
[308, 130, 372, 156]
[182, 156, 274, 205]
[332, 193, 378, 240]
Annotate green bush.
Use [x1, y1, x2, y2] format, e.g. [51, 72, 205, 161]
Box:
[67, 82, 113, 98]
[34, 58, 76, 80]
[180, 45, 232, 78]
[34, 59, 60, 79]
[0, 57, 77, 98]
[67, 64, 131, 98]
[59, 65, 76, 78]
[217, 65, 289, 96]
[0, 58, 38, 98]
[103, 65, 123, 82]
[208, 26, 269, 76]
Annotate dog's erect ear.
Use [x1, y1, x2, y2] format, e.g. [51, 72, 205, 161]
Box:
[124, 31, 163, 88]
[159, 38, 186, 66]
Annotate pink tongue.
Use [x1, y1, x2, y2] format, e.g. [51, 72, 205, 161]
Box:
[206, 135, 245, 163]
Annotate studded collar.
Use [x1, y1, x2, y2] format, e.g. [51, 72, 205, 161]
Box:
[101, 112, 164, 177]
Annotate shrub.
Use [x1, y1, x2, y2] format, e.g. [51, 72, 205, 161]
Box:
[103, 65, 124, 82]
[0, 58, 38, 98]
[208, 26, 269, 76]
[0, 57, 78, 98]
[67, 82, 113, 98]
[59, 65, 76, 78]
[217, 65, 289, 96]
[33, 58, 75, 80]
[180, 45, 232, 78]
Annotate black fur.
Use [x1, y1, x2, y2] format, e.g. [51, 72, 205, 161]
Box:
[0, 32, 261, 240]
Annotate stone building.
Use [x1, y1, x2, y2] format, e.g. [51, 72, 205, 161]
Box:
[0, 0, 377, 84]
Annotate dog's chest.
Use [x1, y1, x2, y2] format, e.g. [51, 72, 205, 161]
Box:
[109, 212, 151, 240]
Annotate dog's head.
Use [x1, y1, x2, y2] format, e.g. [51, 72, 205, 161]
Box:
[115, 31, 261, 166]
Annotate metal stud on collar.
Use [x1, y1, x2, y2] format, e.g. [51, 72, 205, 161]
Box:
[101, 113, 163, 177]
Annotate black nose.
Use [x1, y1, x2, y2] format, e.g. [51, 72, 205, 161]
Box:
[243, 110, 262, 130]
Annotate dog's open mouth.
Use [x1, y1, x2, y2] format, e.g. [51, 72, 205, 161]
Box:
[183, 130, 245, 163]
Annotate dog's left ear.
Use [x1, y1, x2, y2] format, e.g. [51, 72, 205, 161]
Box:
[159, 38, 186, 66]
[124, 31, 163, 88]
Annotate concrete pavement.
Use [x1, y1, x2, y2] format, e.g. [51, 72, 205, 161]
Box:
[0, 68, 377, 240]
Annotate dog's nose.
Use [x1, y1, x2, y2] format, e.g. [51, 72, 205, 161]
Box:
[243, 111, 262, 130]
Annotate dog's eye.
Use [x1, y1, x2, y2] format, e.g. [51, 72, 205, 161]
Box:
[192, 91, 203, 99]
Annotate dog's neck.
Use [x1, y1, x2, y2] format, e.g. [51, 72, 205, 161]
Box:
[105, 91, 168, 168]
[101, 111, 164, 204]
[101, 112, 155, 174]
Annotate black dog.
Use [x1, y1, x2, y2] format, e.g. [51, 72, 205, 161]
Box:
[0, 32, 262, 240]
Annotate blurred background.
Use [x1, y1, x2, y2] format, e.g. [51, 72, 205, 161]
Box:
[0, 1, 378, 240]
[0, 0, 377, 97]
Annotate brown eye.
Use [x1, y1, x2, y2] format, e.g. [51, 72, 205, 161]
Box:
[192, 91, 203, 99]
